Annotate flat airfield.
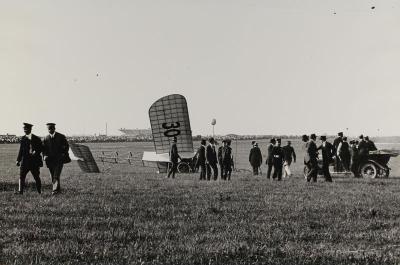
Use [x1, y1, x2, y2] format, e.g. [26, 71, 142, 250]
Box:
[1, 139, 400, 265]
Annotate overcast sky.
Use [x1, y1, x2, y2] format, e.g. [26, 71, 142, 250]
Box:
[1, 0, 399, 137]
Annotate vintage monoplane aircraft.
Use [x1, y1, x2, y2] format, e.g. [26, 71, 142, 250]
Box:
[142, 94, 197, 173]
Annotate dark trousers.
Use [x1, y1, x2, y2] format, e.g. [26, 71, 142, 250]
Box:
[266, 163, 273, 179]
[167, 162, 178, 178]
[306, 161, 318, 182]
[223, 164, 232, 180]
[272, 162, 283, 180]
[251, 165, 259, 176]
[48, 163, 63, 191]
[219, 164, 225, 180]
[322, 162, 332, 182]
[340, 155, 350, 171]
[351, 159, 359, 177]
[206, 163, 218, 180]
[19, 166, 41, 193]
[334, 155, 343, 172]
[199, 164, 206, 180]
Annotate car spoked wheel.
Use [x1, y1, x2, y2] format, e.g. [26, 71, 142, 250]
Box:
[360, 163, 377, 178]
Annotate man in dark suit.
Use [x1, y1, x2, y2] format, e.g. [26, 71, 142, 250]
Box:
[218, 140, 226, 179]
[15, 123, 43, 194]
[222, 139, 234, 180]
[196, 139, 207, 180]
[272, 139, 284, 181]
[166, 136, 181, 178]
[357, 135, 369, 163]
[333, 132, 343, 172]
[265, 138, 276, 179]
[249, 141, 262, 176]
[43, 123, 70, 194]
[317, 135, 333, 182]
[206, 137, 218, 181]
[305, 134, 318, 182]
[337, 136, 351, 172]
[282, 140, 296, 178]
[350, 140, 360, 177]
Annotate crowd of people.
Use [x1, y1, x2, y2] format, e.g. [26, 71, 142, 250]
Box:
[166, 131, 379, 183]
[302, 132, 378, 182]
[0, 135, 19, 144]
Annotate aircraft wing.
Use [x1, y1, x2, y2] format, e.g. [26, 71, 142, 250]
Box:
[69, 143, 101, 173]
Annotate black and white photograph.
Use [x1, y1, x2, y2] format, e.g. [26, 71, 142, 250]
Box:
[1, 0, 400, 264]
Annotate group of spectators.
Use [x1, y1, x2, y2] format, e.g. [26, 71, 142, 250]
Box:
[0, 135, 19, 144]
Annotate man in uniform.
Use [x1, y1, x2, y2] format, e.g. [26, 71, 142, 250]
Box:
[218, 140, 226, 179]
[15, 123, 43, 194]
[333, 132, 343, 172]
[222, 139, 234, 180]
[317, 135, 333, 182]
[249, 141, 262, 176]
[282, 140, 296, 178]
[305, 134, 318, 182]
[43, 123, 70, 194]
[196, 139, 207, 180]
[272, 139, 284, 181]
[265, 138, 276, 179]
[206, 137, 218, 181]
[165, 136, 181, 178]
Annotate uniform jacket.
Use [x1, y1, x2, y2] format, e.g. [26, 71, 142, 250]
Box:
[350, 145, 359, 161]
[17, 134, 43, 168]
[318, 141, 334, 164]
[338, 141, 350, 157]
[333, 137, 342, 150]
[249, 146, 262, 167]
[206, 144, 218, 165]
[358, 140, 369, 157]
[217, 146, 223, 164]
[196, 145, 206, 166]
[266, 144, 274, 165]
[272, 146, 284, 165]
[366, 141, 377, 152]
[169, 143, 180, 163]
[222, 146, 233, 165]
[304, 140, 318, 164]
[43, 132, 70, 166]
[282, 145, 296, 163]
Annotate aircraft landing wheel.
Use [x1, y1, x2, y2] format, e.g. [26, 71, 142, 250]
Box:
[178, 162, 190, 173]
[360, 163, 377, 179]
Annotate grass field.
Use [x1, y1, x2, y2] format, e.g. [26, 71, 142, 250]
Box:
[1, 139, 400, 264]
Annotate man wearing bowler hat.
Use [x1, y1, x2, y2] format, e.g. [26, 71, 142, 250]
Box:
[16, 123, 43, 194]
[43, 123, 70, 194]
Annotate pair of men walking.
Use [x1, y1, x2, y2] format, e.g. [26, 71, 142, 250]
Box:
[16, 122, 70, 195]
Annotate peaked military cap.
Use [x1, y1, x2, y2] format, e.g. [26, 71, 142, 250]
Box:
[23, 123, 33, 128]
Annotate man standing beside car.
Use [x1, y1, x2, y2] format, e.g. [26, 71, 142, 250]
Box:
[43, 123, 70, 195]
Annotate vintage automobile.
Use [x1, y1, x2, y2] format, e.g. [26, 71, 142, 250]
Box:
[304, 150, 399, 179]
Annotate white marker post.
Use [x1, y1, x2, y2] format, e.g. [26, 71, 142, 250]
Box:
[211, 118, 216, 137]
